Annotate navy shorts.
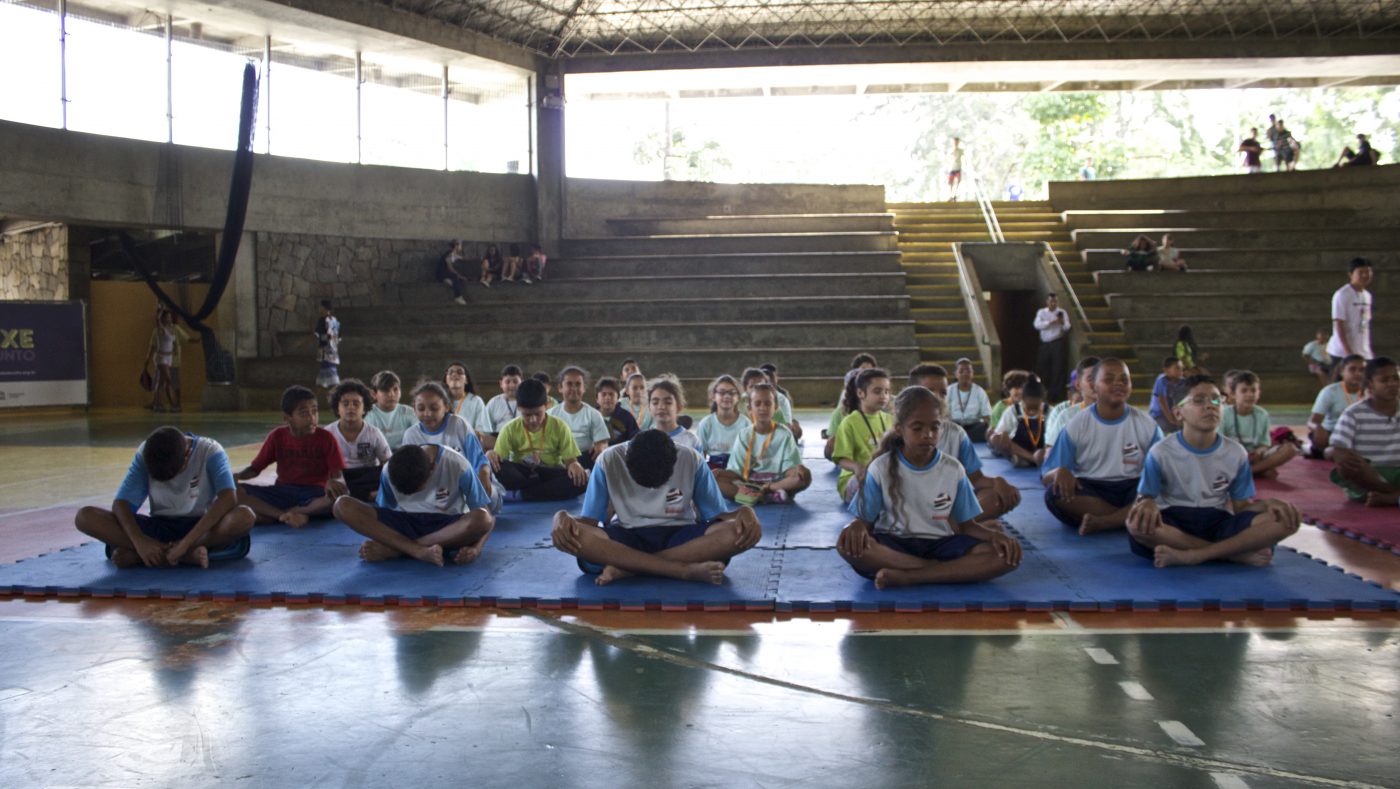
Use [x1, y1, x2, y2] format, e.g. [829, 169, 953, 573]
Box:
[374, 508, 462, 540]
[133, 513, 200, 542]
[1129, 507, 1259, 559]
[707, 453, 730, 470]
[1044, 476, 1139, 528]
[577, 522, 712, 574]
[855, 532, 984, 579]
[241, 483, 325, 511]
[343, 466, 381, 502]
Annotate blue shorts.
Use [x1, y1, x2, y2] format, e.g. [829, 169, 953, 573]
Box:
[133, 513, 200, 542]
[707, 453, 730, 470]
[855, 532, 984, 579]
[577, 522, 712, 574]
[1044, 476, 1139, 528]
[241, 483, 325, 511]
[1129, 507, 1259, 559]
[374, 508, 462, 540]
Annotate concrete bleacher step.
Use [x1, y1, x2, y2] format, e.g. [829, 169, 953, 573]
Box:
[396, 271, 909, 303]
[1119, 317, 1400, 347]
[1081, 248, 1400, 272]
[1062, 208, 1359, 231]
[550, 251, 903, 278]
[1072, 227, 1400, 251]
[1106, 292, 1334, 320]
[1048, 166, 1400, 212]
[605, 213, 893, 235]
[562, 232, 897, 257]
[277, 319, 916, 357]
[1095, 269, 1395, 295]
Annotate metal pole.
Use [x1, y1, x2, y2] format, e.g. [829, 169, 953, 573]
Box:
[441, 64, 449, 170]
[354, 51, 363, 164]
[262, 36, 271, 153]
[526, 75, 535, 176]
[58, 0, 67, 129]
[165, 14, 173, 142]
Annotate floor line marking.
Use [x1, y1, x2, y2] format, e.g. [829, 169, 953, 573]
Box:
[1158, 720, 1206, 747]
[1119, 681, 1154, 701]
[1084, 647, 1120, 664]
[523, 610, 1383, 788]
[1212, 773, 1252, 789]
[1051, 611, 1083, 630]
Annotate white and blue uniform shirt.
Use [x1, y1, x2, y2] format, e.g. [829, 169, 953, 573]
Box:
[548, 402, 610, 454]
[451, 393, 494, 435]
[947, 383, 992, 424]
[1137, 433, 1254, 511]
[938, 419, 983, 476]
[325, 421, 391, 469]
[116, 434, 235, 518]
[695, 412, 751, 455]
[402, 414, 490, 474]
[581, 443, 726, 529]
[662, 425, 705, 455]
[376, 445, 489, 514]
[850, 450, 982, 539]
[1043, 404, 1162, 481]
[485, 393, 518, 433]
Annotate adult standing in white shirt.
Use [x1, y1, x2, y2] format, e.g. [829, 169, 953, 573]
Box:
[1034, 293, 1072, 402]
[1327, 258, 1374, 369]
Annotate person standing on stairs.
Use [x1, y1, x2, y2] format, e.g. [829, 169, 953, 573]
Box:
[1034, 293, 1071, 402]
[947, 138, 964, 201]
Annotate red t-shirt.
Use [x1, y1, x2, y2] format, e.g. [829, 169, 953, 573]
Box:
[248, 426, 345, 487]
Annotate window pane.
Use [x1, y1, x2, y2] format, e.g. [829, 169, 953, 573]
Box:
[0, 2, 62, 128]
[65, 13, 166, 142]
[268, 47, 356, 163]
[447, 66, 531, 174]
[361, 58, 443, 170]
[172, 35, 260, 151]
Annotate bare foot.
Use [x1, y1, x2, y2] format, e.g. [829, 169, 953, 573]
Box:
[1365, 492, 1400, 508]
[1257, 468, 1279, 480]
[1153, 545, 1201, 568]
[179, 546, 209, 568]
[977, 518, 1007, 533]
[1079, 514, 1122, 535]
[874, 568, 912, 589]
[680, 561, 726, 585]
[453, 544, 483, 565]
[416, 544, 445, 567]
[595, 565, 634, 586]
[280, 511, 309, 528]
[359, 540, 400, 562]
[1230, 547, 1273, 567]
[110, 548, 142, 568]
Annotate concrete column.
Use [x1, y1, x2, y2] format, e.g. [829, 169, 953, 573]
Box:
[534, 67, 565, 249]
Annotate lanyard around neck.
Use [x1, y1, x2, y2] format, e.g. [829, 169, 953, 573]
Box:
[742, 428, 775, 481]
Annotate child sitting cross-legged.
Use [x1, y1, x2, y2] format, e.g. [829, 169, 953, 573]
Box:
[837, 386, 1022, 588]
[595, 376, 640, 446]
[988, 376, 1049, 468]
[365, 370, 417, 449]
[548, 366, 611, 469]
[401, 381, 500, 512]
[235, 385, 348, 527]
[551, 429, 762, 586]
[912, 366, 1023, 522]
[75, 426, 255, 568]
[695, 374, 751, 470]
[644, 376, 705, 455]
[1127, 375, 1301, 567]
[1221, 370, 1298, 478]
[444, 362, 494, 449]
[715, 382, 811, 504]
[485, 365, 524, 441]
[831, 367, 893, 502]
[487, 378, 589, 501]
[333, 444, 495, 566]
[325, 379, 391, 501]
[1328, 357, 1400, 508]
[988, 369, 1031, 430]
[623, 373, 651, 431]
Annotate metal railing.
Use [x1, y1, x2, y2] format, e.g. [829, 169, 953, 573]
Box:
[952, 242, 1001, 386]
[1041, 241, 1091, 330]
[967, 174, 1004, 243]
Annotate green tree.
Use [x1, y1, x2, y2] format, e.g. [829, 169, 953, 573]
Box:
[633, 129, 732, 181]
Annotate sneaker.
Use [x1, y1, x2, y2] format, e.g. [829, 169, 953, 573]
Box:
[522, 275, 533, 284]
[481, 279, 491, 288]
[454, 296, 467, 305]
[442, 278, 454, 287]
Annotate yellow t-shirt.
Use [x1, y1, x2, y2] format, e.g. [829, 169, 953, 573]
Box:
[832, 409, 892, 495]
[494, 415, 580, 468]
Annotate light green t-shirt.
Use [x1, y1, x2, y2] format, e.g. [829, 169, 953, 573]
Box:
[364, 403, 417, 449]
[494, 415, 580, 467]
[1222, 404, 1271, 451]
[826, 405, 849, 438]
[1044, 401, 1087, 447]
[725, 424, 802, 481]
[741, 395, 791, 425]
[777, 391, 795, 423]
[548, 402, 610, 455]
[988, 398, 1014, 430]
[832, 409, 893, 494]
[696, 412, 751, 455]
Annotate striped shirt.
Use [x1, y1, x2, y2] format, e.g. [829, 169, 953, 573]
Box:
[1331, 400, 1400, 465]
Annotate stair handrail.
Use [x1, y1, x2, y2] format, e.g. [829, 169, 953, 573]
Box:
[1041, 241, 1091, 330]
[952, 242, 1001, 386]
[966, 173, 1005, 243]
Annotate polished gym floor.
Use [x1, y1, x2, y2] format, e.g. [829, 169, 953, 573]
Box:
[2, 410, 1397, 788]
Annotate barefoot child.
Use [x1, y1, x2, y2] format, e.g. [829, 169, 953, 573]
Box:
[624, 373, 651, 430]
[1302, 329, 1331, 386]
[645, 376, 705, 455]
[948, 358, 992, 442]
[837, 386, 1022, 587]
[1044, 357, 1101, 451]
[485, 365, 524, 441]
[1149, 356, 1187, 434]
[236, 385, 348, 527]
[1042, 359, 1163, 535]
[988, 369, 1031, 429]
[824, 369, 862, 460]
[333, 444, 495, 566]
[916, 366, 1023, 522]
[75, 427, 255, 568]
[1329, 357, 1400, 508]
[596, 376, 639, 446]
[325, 379, 392, 501]
[1221, 371, 1298, 478]
[989, 377, 1049, 468]
[740, 367, 798, 435]
[401, 382, 499, 512]
[551, 429, 762, 585]
[487, 378, 589, 501]
[365, 370, 417, 449]
[1307, 354, 1367, 458]
[716, 383, 811, 503]
[759, 363, 803, 440]
[1127, 376, 1301, 566]
[831, 368, 893, 501]
[695, 375, 750, 469]
[548, 366, 610, 468]
[444, 362, 494, 448]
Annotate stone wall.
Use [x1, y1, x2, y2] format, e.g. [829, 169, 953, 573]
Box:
[0, 224, 68, 301]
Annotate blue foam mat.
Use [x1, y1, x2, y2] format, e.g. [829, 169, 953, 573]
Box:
[3, 454, 1397, 611]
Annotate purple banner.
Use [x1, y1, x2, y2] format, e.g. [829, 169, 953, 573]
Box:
[0, 301, 88, 407]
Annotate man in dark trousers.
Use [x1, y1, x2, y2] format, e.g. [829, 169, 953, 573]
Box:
[1034, 293, 1072, 402]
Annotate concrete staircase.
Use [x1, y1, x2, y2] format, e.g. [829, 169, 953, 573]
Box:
[239, 213, 920, 409]
[1052, 165, 1400, 402]
[888, 200, 1134, 376]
